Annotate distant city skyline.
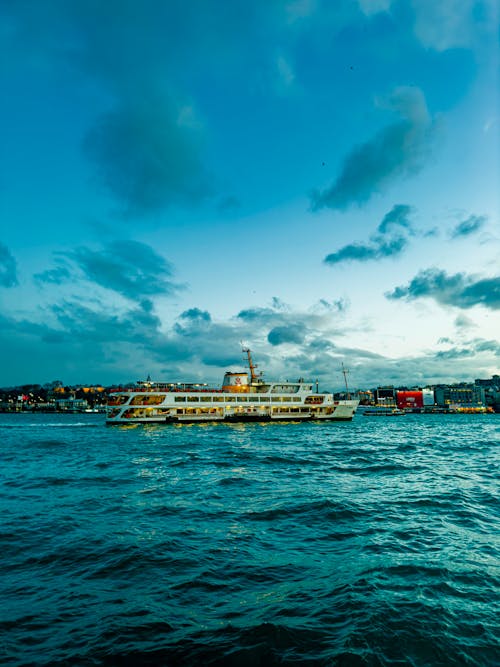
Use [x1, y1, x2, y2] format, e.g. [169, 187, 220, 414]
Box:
[1, 1, 498, 388]
[1, 372, 498, 399]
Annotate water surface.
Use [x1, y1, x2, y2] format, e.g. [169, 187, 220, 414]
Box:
[1, 413, 498, 665]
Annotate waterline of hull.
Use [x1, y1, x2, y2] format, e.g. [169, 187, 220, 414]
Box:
[107, 413, 355, 425]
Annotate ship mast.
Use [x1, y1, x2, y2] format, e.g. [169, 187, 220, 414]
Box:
[341, 363, 351, 400]
[242, 347, 260, 383]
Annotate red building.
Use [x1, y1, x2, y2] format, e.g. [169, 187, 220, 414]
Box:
[396, 390, 424, 409]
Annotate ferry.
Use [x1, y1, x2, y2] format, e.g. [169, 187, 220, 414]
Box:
[106, 349, 359, 424]
[362, 407, 406, 417]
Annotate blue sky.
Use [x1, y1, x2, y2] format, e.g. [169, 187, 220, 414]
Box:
[1, 0, 498, 389]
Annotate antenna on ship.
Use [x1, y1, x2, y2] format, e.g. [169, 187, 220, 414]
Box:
[241, 345, 262, 383]
[341, 363, 351, 400]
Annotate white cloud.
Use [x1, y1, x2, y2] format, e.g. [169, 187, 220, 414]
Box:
[412, 0, 491, 51]
[357, 0, 393, 16]
[276, 54, 295, 88]
[285, 0, 318, 23]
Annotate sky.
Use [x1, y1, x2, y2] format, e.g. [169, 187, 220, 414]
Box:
[0, 0, 499, 390]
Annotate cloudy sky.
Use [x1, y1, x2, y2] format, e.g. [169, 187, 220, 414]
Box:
[1, 0, 498, 389]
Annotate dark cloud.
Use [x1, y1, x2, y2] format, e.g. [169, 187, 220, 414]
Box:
[325, 204, 413, 266]
[0, 312, 65, 342]
[1, 297, 498, 388]
[1, 1, 313, 218]
[451, 214, 487, 238]
[66, 240, 182, 301]
[436, 338, 500, 360]
[473, 339, 500, 355]
[377, 204, 414, 234]
[1, 2, 221, 217]
[325, 236, 408, 265]
[435, 347, 475, 360]
[174, 308, 212, 336]
[316, 298, 349, 312]
[0, 243, 18, 287]
[237, 306, 277, 323]
[387, 268, 500, 310]
[84, 93, 212, 216]
[268, 324, 306, 346]
[237, 299, 338, 345]
[51, 298, 162, 343]
[0, 297, 172, 384]
[454, 314, 476, 330]
[35, 241, 182, 301]
[311, 87, 437, 210]
[235, 298, 353, 357]
[180, 308, 211, 323]
[34, 265, 73, 286]
[2, 275, 349, 383]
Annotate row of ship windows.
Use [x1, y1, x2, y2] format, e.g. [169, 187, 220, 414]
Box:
[109, 394, 326, 407]
[173, 395, 303, 403]
[119, 406, 322, 416]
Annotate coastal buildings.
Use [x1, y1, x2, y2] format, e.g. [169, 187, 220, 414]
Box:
[0, 384, 107, 412]
[1, 376, 499, 413]
[343, 376, 499, 413]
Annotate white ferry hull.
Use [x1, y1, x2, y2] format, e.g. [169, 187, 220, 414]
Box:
[106, 399, 358, 425]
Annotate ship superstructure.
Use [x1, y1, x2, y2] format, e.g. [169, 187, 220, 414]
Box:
[106, 349, 358, 424]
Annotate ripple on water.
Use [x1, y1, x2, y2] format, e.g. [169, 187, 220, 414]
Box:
[0, 413, 498, 666]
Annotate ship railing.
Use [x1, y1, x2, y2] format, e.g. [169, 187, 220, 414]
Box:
[109, 386, 224, 394]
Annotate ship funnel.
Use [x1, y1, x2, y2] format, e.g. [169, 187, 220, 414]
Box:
[222, 372, 249, 392]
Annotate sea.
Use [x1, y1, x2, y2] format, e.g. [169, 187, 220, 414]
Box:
[1, 412, 498, 666]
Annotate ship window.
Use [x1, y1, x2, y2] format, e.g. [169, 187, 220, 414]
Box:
[213, 396, 223, 402]
[260, 397, 270, 402]
[305, 395, 324, 405]
[273, 397, 282, 402]
[239, 396, 248, 401]
[225, 396, 236, 402]
[270, 384, 299, 394]
[293, 397, 301, 402]
[175, 396, 186, 402]
[200, 396, 211, 402]
[131, 394, 164, 405]
[107, 394, 129, 406]
[187, 396, 199, 402]
[282, 397, 291, 402]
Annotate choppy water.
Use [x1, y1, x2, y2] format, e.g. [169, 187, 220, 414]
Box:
[0, 412, 499, 666]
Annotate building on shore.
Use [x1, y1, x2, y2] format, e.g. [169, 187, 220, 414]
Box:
[434, 383, 485, 409]
[55, 398, 89, 412]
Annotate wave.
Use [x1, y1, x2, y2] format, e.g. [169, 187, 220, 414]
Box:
[1, 413, 498, 667]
